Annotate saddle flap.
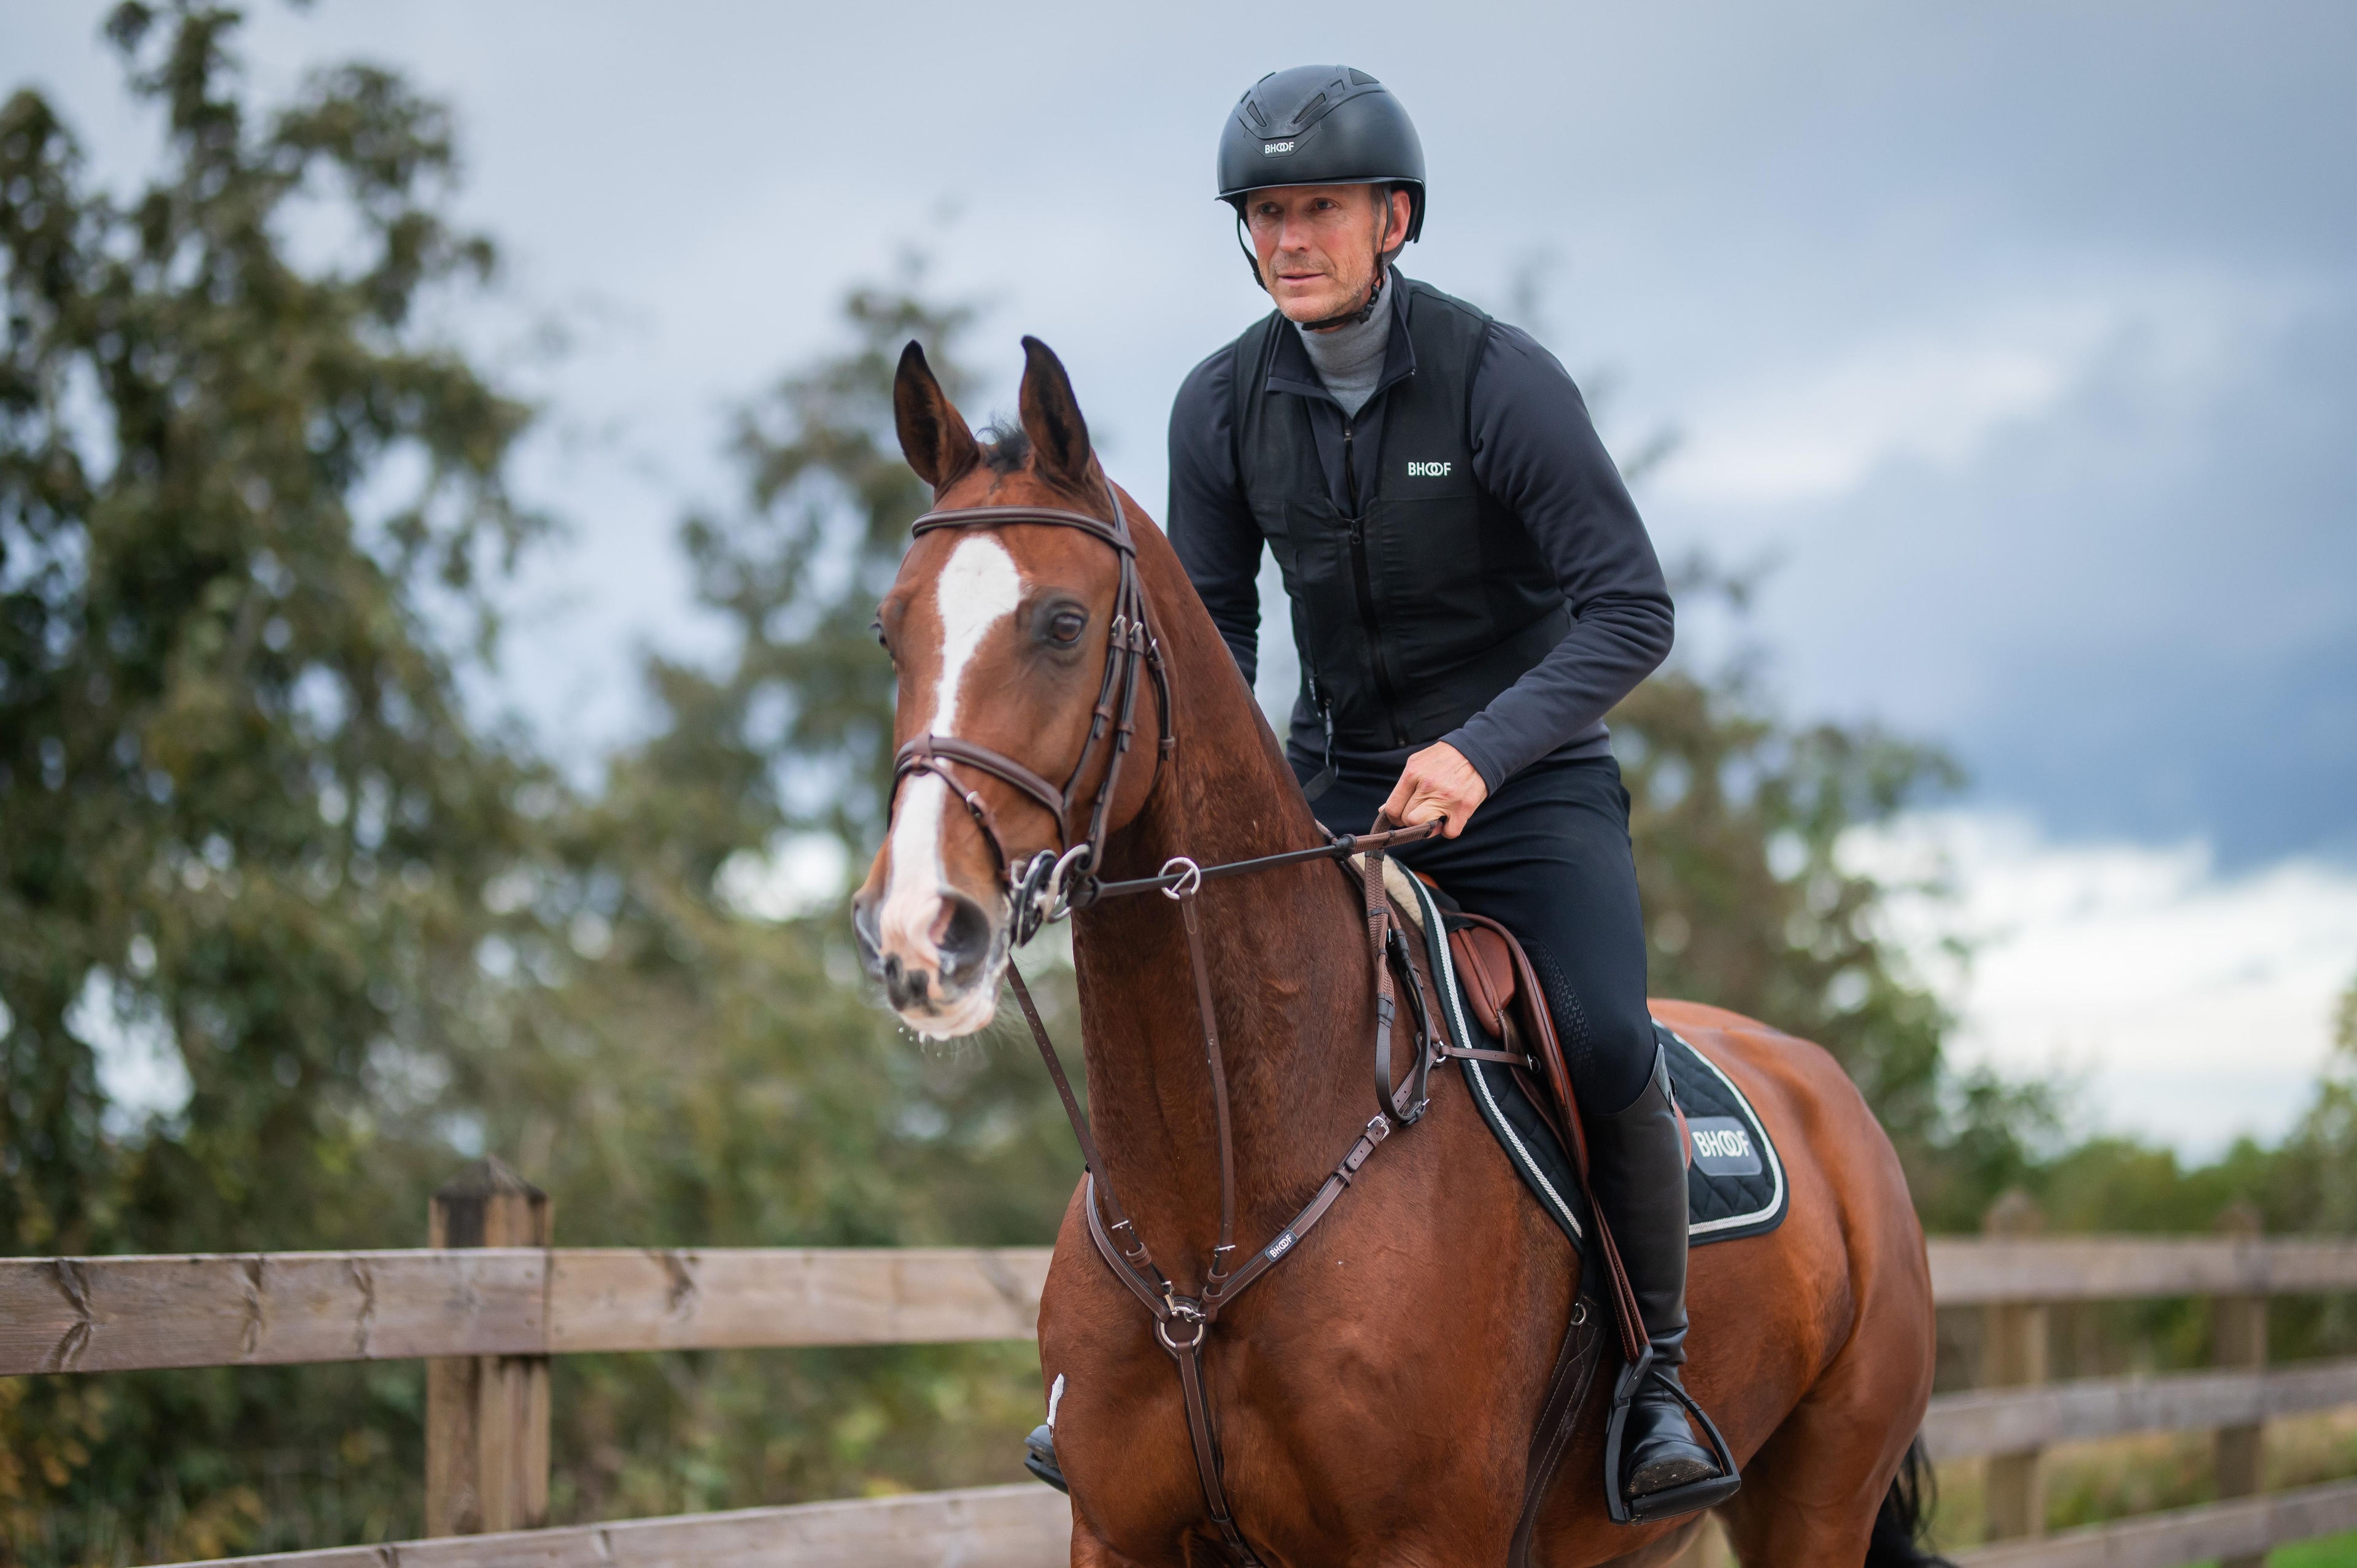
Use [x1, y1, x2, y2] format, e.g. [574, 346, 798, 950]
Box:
[1449, 924, 1519, 1037]
[1446, 912, 1589, 1181]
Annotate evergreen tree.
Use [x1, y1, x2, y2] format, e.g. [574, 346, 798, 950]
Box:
[2, 3, 543, 1552]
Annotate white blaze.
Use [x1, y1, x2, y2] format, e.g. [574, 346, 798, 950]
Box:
[879, 535, 1023, 992]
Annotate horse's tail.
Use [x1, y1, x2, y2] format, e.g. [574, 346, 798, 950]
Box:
[1864, 1437, 1956, 1568]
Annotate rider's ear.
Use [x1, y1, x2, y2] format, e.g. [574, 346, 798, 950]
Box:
[894, 340, 981, 493]
[1017, 336, 1093, 491]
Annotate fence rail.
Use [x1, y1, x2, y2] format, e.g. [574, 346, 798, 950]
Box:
[163, 1486, 1069, 1568]
[0, 1248, 1056, 1375]
[10, 1173, 2357, 1568]
[1922, 1357, 2357, 1461]
[1953, 1478, 2357, 1568]
[17, 1235, 2356, 1377]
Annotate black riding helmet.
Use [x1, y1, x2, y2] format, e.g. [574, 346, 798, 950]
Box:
[1218, 66, 1426, 323]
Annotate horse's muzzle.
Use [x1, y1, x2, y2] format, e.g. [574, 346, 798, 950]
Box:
[853, 885, 1006, 1038]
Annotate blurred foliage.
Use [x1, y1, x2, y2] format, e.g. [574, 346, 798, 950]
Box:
[1608, 609, 1959, 1143]
[7, 5, 2357, 1562]
[2, 2, 541, 1556]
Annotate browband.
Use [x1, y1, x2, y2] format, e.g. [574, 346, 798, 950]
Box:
[912, 504, 1136, 552]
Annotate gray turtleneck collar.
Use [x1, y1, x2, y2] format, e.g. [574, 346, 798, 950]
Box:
[1296, 268, 1397, 419]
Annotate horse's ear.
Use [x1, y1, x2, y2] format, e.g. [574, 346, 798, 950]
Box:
[894, 340, 980, 492]
[1018, 335, 1093, 490]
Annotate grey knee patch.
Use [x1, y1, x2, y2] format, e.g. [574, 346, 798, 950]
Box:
[1523, 939, 1651, 1113]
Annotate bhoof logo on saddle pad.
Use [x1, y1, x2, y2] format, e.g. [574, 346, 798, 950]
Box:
[1687, 1119, 1762, 1178]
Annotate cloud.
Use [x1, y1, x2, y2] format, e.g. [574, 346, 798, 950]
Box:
[1655, 272, 2302, 509]
[1846, 809, 2357, 1157]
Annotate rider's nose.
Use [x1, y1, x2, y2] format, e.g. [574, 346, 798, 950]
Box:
[935, 891, 994, 984]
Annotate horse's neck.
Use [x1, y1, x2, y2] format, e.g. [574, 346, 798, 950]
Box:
[1066, 552, 1380, 1281]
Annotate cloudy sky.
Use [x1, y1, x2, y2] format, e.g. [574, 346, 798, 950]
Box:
[12, 1, 2355, 1156]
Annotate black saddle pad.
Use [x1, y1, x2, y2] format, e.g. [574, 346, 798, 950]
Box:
[1401, 875, 1788, 1252]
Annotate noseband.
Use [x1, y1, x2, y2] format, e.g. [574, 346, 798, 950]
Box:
[889, 473, 1174, 943]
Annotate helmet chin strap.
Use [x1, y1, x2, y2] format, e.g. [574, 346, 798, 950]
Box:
[1239, 191, 1399, 332]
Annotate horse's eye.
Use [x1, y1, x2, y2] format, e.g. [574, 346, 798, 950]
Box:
[872, 618, 890, 654]
[1048, 609, 1087, 645]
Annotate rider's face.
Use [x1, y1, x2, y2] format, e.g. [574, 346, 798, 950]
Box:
[1244, 184, 1412, 327]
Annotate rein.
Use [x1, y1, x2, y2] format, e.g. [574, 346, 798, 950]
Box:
[887, 479, 1449, 1566]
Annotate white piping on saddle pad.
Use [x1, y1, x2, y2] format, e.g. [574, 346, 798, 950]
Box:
[1670, 1031, 1787, 1238]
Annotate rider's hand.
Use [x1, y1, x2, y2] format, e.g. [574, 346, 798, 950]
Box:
[1380, 743, 1488, 840]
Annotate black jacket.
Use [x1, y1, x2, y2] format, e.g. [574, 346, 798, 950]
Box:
[1167, 272, 1674, 791]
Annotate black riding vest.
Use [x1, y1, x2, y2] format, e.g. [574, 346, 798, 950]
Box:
[1230, 279, 1573, 752]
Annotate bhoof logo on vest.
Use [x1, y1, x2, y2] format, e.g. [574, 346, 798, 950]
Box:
[1407, 460, 1452, 477]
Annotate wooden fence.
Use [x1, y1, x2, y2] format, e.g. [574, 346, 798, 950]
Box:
[7, 1165, 2357, 1568]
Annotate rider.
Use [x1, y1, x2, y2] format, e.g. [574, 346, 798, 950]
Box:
[1166, 65, 1725, 1518]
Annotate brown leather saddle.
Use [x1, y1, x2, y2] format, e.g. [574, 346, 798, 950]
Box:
[1445, 917, 1690, 1175]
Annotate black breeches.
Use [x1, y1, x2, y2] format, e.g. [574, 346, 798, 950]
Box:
[1309, 752, 1658, 1118]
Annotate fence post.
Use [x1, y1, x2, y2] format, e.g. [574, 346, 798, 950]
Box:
[1982, 1190, 2048, 1543]
[425, 1156, 552, 1535]
[2213, 1201, 2267, 1568]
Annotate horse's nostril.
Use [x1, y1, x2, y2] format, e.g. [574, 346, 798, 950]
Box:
[937, 894, 995, 979]
[884, 960, 932, 1011]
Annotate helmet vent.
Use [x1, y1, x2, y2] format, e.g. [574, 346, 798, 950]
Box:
[1349, 68, 1377, 86]
[1295, 91, 1328, 129]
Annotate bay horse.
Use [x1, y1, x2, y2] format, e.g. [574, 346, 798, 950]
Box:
[851, 336, 1941, 1567]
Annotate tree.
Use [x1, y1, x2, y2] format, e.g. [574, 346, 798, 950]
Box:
[2, 2, 543, 1552]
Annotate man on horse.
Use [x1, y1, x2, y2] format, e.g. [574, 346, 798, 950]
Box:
[1167, 64, 1722, 1518]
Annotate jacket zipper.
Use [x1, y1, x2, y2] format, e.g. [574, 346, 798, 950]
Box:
[1341, 414, 1407, 746]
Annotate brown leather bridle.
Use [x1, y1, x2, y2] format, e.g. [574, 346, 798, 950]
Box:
[884, 474, 1451, 1565]
[890, 474, 1174, 944]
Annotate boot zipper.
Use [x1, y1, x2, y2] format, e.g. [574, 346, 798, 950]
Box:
[1341, 415, 1406, 746]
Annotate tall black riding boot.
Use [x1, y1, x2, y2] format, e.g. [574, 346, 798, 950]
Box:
[1585, 1043, 1737, 1518]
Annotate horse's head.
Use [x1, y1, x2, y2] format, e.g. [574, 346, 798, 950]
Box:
[852, 337, 1166, 1038]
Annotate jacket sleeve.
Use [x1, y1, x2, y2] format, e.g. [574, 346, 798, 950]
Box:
[1166, 346, 1263, 687]
[1442, 323, 1676, 790]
